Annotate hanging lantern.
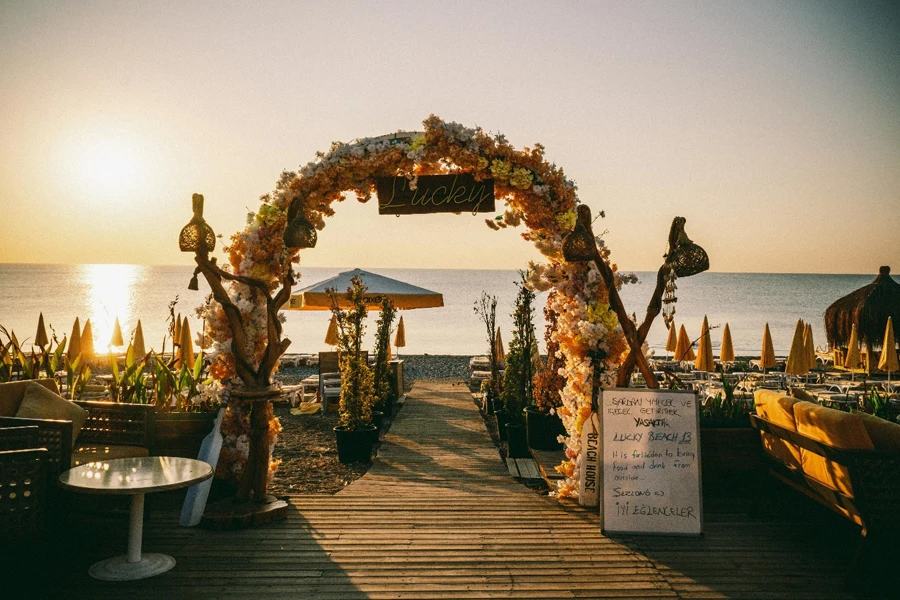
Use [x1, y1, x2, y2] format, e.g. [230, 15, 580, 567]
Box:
[562, 205, 596, 263]
[179, 193, 216, 253]
[666, 242, 709, 277]
[283, 199, 317, 249]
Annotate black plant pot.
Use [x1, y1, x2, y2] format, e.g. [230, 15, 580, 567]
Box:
[524, 406, 567, 451]
[371, 411, 385, 441]
[334, 425, 377, 464]
[494, 409, 509, 441]
[505, 422, 530, 458]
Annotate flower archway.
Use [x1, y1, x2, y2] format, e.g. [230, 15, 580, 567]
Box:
[201, 116, 631, 498]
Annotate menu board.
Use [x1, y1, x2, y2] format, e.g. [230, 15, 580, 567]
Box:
[600, 388, 702, 536]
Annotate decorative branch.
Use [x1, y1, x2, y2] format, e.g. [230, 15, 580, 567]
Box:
[573, 205, 659, 388]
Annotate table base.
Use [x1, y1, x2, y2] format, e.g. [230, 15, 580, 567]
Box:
[89, 553, 175, 581]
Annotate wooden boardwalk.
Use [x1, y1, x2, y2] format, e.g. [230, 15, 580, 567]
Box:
[26, 381, 867, 599]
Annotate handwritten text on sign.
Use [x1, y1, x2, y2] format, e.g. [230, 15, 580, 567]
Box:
[600, 389, 702, 536]
[376, 175, 495, 215]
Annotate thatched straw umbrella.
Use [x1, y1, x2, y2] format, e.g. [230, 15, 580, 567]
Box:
[825, 266, 900, 374]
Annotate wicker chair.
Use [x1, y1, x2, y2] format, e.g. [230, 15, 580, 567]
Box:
[0, 426, 49, 541]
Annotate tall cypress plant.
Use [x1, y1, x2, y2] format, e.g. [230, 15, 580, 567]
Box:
[372, 297, 397, 412]
[501, 273, 537, 425]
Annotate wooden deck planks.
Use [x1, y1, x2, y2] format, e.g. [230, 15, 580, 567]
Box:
[29, 380, 863, 599]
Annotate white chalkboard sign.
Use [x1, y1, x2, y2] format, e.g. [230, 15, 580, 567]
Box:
[599, 388, 702, 536]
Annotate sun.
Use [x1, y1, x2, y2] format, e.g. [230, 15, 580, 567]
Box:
[75, 137, 142, 193]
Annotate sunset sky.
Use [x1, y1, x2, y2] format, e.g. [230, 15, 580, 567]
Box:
[1, 1, 897, 273]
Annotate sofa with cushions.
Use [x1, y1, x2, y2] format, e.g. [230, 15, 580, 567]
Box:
[0, 379, 155, 476]
[750, 388, 900, 546]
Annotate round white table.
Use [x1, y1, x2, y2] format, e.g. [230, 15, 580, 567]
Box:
[59, 456, 213, 581]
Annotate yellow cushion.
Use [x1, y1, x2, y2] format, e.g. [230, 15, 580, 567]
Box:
[789, 386, 818, 404]
[0, 379, 59, 417]
[855, 412, 900, 452]
[71, 444, 149, 467]
[794, 402, 874, 496]
[16, 381, 88, 448]
[754, 389, 802, 470]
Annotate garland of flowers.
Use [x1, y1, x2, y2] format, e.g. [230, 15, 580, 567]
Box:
[199, 115, 629, 497]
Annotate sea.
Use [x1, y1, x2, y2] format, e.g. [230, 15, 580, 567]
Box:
[0, 264, 888, 359]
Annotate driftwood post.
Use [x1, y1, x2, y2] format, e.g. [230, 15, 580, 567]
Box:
[193, 251, 294, 504]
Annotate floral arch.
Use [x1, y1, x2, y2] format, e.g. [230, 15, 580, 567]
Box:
[201, 115, 630, 498]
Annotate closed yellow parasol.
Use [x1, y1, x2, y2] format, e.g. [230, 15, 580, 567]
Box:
[174, 314, 183, 349]
[494, 329, 506, 364]
[132, 320, 147, 360]
[110, 317, 124, 347]
[845, 323, 861, 371]
[666, 323, 678, 359]
[803, 322, 816, 371]
[694, 315, 715, 372]
[878, 317, 898, 381]
[720, 323, 735, 363]
[34, 313, 49, 348]
[785, 319, 809, 377]
[394, 316, 406, 355]
[81, 319, 95, 361]
[760, 323, 776, 371]
[324, 314, 340, 347]
[180, 319, 195, 370]
[675, 324, 695, 361]
[67, 318, 82, 363]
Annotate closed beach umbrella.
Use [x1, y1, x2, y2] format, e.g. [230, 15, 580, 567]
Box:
[666, 323, 678, 359]
[675, 325, 697, 360]
[785, 319, 809, 377]
[878, 317, 898, 381]
[695, 316, 715, 372]
[675, 324, 695, 361]
[110, 317, 124, 347]
[760, 323, 776, 371]
[173, 314, 183, 348]
[81, 319, 95, 361]
[844, 323, 861, 370]
[34, 313, 49, 349]
[494, 329, 506, 364]
[803, 323, 816, 370]
[720, 323, 735, 363]
[324, 314, 340, 346]
[67, 318, 82, 362]
[288, 268, 443, 311]
[394, 316, 406, 354]
[180, 319, 195, 370]
[133, 320, 146, 359]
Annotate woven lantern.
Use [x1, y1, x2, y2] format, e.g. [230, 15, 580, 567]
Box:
[283, 197, 318, 249]
[562, 205, 596, 263]
[179, 193, 216, 253]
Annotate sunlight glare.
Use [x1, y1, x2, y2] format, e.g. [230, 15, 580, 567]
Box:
[80, 264, 143, 352]
[75, 138, 141, 193]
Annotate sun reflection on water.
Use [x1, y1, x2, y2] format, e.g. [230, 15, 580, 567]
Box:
[79, 264, 143, 353]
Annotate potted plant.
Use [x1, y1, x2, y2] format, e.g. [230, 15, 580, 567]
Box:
[329, 276, 377, 464]
[475, 292, 501, 415]
[372, 297, 397, 423]
[699, 373, 762, 495]
[527, 296, 567, 450]
[500, 274, 537, 459]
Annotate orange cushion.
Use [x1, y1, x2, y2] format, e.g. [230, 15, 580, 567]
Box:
[855, 412, 900, 452]
[794, 402, 874, 496]
[754, 390, 802, 470]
